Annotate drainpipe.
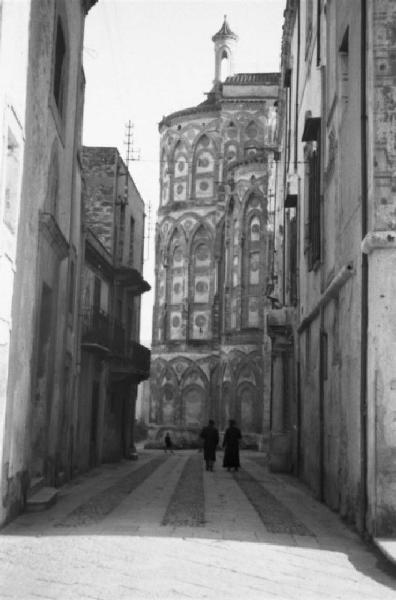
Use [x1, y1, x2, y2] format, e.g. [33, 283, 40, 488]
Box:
[294, 0, 300, 174]
[360, 0, 369, 535]
[68, 14, 86, 478]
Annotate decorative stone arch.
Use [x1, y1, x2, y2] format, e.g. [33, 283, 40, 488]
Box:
[170, 138, 191, 203]
[169, 355, 195, 383]
[180, 361, 209, 390]
[149, 358, 170, 424]
[165, 225, 188, 341]
[243, 119, 264, 160]
[180, 362, 209, 427]
[235, 353, 262, 432]
[181, 384, 206, 428]
[236, 381, 260, 433]
[241, 192, 267, 328]
[166, 223, 188, 259]
[187, 219, 214, 255]
[191, 133, 219, 200]
[188, 223, 213, 339]
[223, 139, 239, 172]
[235, 353, 261, 387]
[159, 216, 177, 251]
[222, 118, 239, 140]
[209, 360, 221, 423]
[240, 186, 267, 218]
[160, 147, 170, 206]
[214, 215, 225, 259]
[220, 381, 235, 430]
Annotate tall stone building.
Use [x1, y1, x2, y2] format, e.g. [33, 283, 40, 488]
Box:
[149, 19, 279, 446]
[271, 0, 396, 538]
[79, 147, 150, 468]
[0, 0, 97, 524]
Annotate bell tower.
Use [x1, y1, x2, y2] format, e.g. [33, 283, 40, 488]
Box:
[212, 16, 238, 85]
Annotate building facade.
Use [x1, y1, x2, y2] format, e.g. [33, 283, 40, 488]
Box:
[80, 147, 151, 467]
[0, 0, 97, 525]
[271, 0, 396, 537]
[149, 19, 279, 446]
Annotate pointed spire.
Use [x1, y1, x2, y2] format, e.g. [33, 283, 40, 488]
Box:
[212, 15, 238, 42]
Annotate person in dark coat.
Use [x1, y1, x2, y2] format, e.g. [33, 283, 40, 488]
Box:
[222, 420, 242, 471]
[164, 432, 174, 454]
[200, 419, 219, 471]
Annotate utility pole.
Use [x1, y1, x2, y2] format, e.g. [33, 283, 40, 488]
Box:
[123, 121, 151, 263]
[123, 120, 140, 203]
[145, 199, 152, 262]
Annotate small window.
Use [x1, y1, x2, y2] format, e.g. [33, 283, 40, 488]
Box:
[53, 19, 66, 117]
[129, 216, 135, 266]
[305, 0, 313, 55]
[68, 260, 75, 315]
[339, 27, 349, 106]
[321, 331, 328, 381]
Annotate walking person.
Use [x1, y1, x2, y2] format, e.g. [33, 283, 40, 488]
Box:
[164, 431, 174, 454]
[222, 419, 242, 472]
[200, 419, 219, 471]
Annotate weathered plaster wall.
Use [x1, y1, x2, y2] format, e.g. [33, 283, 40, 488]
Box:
[0, 0, 31, 523]
[365, 0, 396, 536]
[82, 147, 117, 254]
[0, 0, 89, 524]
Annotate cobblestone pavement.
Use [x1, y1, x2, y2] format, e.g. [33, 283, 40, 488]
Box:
[1, 450, 396, 600]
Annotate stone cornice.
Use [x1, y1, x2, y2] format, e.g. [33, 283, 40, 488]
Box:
[39, 212, 69, 261]
[362, 231, 396, 254]
[81, 0, 98, 15]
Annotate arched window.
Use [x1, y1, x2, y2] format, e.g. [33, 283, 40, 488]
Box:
[167, 229, 186, 341]
[220, 48, 230, 81]
[192, 135, 216, 200]
[242, 192, 265, 328]
[160, 148, 170, 206]
[244, 120, 260, 160]
[189, 225, 212, 339]
[171, 139, 189, 202]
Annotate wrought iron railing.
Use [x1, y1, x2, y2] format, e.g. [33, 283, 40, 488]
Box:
[81, 309, 150, 375]
[81, 308, 111, 349]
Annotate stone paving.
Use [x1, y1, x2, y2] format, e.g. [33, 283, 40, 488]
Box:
[1, 450, 396, 599]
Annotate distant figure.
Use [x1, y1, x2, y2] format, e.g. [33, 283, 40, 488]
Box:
[164, 432, 174, 454]
[222, 419, 242, 472]
[200, 420, 220, 471]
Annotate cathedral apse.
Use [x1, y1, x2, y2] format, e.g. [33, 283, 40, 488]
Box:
[148, 18, 279, 447]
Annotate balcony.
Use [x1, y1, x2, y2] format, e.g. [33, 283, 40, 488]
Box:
[110, 339, 151, 383]
[81, 310, 151, 380]
[114, 266, 151, 296]
[81, 308, 111, 355]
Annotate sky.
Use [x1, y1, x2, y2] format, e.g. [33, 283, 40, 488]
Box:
[82, 0, 286, 347]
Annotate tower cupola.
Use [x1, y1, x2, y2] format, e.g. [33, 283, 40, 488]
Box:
[212, 16, 238, 85]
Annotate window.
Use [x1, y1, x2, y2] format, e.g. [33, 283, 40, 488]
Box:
[307, 147, 321, 267]
[305, 0, 313, 56]
[305, 326, 311, 379]
[68, 260, 75, 315]
[320, 331, 328, 381]
[339, 27, 349, 108]
[93, 277, 101, 312]
[288, 214, 297, 305]
[53, 19, 67, 118]
[128, 216, 135, 266]
[302, 117, 321, 268]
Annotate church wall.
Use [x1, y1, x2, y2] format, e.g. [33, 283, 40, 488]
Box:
[149, 23, 279, 446]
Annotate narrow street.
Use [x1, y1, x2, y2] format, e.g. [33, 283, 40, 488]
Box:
[1, 450, 395, 600]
